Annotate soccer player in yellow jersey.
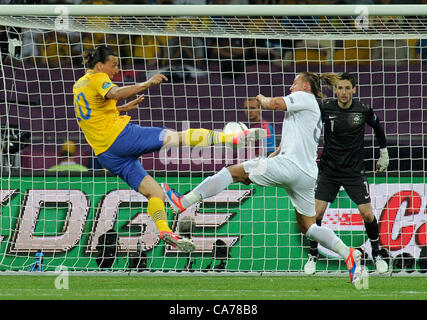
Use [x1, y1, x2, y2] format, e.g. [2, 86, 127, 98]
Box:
[73, 46, 265, 252]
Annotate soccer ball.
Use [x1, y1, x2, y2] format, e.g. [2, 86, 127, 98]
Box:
[223, 121, 248, 135]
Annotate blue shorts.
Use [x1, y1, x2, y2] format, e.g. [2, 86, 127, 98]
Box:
[97, 123, 167, 191]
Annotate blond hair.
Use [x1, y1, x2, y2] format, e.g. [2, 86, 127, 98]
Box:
[300, 72, 340, 99]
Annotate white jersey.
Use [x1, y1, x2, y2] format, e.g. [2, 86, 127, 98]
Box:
[280, 91, 322, 179]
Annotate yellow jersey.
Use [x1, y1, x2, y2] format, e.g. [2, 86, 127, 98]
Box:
[73, 70, 130, 155]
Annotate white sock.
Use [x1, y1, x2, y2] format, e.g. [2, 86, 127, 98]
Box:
[182, 167, 233, 208]
[181, 191, 201, 209]
[333, 240, 350, 260]
[306, 224, 349, 259]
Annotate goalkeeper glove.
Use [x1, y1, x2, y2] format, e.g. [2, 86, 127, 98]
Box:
[376, 148, 389, 172]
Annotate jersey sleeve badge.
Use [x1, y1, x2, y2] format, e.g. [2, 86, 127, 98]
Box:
[102, 82, 112, 89]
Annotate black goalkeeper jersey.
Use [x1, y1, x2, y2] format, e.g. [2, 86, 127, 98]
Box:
[319, 98, 384, 178]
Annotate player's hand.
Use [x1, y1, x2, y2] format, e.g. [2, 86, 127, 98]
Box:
[147, 74, 168, 87]
[256, 94, 265, 104]
[376, 148, 389, 172]
[117, 94, 144, 112]
[256, 94, 273, 109]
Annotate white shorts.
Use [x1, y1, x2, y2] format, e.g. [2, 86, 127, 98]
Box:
[243, 156, 316, 217]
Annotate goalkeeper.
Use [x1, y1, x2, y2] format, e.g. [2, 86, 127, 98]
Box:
[304, 72, 389, 275]
[73, 45, 263, 253]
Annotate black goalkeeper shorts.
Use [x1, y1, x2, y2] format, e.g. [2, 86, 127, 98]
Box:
[314, 173, 371, 205]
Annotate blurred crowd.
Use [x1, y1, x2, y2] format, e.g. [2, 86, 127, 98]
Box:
[0, 0, 425, 173]
[0, 0, 426, 74]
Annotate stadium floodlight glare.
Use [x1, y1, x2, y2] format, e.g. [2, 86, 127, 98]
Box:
[0, 4, 426, 273]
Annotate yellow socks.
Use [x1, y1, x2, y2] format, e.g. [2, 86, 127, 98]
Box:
[184, 128, 235, 147]
[147, 197, 171, 233]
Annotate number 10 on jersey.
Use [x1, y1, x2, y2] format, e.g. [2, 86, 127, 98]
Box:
[74, 92, 91, 122]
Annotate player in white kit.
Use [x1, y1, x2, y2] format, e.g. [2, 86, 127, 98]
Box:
[163, 72, 363, 287]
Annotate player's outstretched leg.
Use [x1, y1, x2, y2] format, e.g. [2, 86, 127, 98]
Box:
[159, 230, 195, 253]
[138, 175, 195, 253]
[163, 166, 235, 214]
[162, 183, 186, 214]
[165, 128, 266, 149]
[346, 248, 363, 289]
[232, 128, 267, 148]
[148, 197, 195, 253]
[304, 220, 363, 288]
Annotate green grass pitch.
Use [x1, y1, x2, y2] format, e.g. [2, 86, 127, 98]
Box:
[0, 274, 426, 300]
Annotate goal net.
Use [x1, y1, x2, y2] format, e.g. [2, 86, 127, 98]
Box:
[0, 4, 426, 273]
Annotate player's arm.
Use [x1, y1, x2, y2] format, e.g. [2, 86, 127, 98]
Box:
[256, 94, 287, 111]
[367, 110, 389, 172]
[106, 74, 168, 101]
[116, 95, 145, 113]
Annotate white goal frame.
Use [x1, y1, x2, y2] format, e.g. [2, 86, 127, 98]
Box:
[0, 4, 426, 274]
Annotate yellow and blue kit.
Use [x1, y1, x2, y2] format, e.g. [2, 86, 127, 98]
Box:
[74, 70, 166, 190]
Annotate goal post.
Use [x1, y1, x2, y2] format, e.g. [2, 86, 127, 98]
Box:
[0, 4, 426, 273]
[0, 4, 424, 17]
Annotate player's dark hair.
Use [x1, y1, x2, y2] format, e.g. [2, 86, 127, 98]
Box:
[300, 72, 340, 99]
[339, 72, 356, 88]
[82, 45, 117, 69]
